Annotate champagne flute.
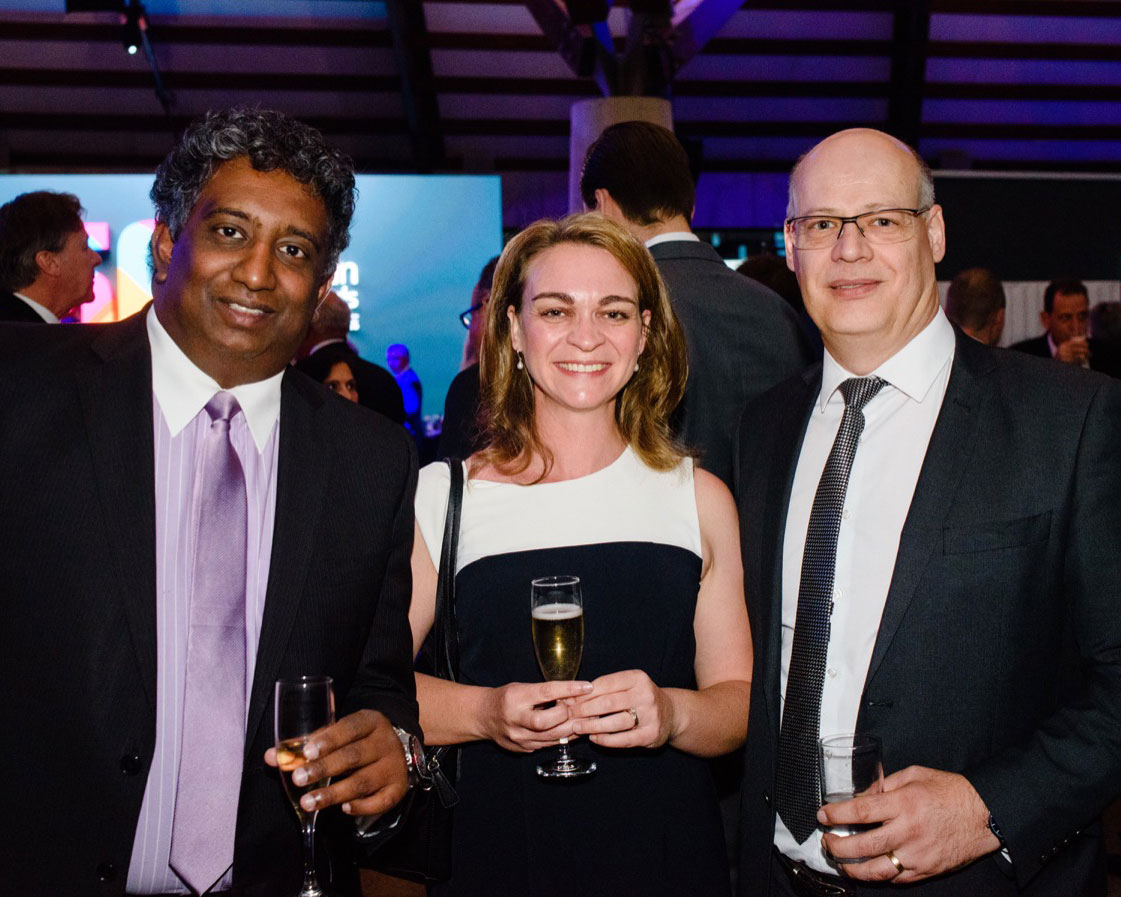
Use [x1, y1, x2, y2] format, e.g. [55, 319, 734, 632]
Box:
[275, 676, 336, 897]
[531, 575, 596, 779]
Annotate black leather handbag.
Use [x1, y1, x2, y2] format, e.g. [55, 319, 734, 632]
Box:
[359, 459, 464, 883]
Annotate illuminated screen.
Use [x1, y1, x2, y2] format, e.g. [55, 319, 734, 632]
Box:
[0, 173, 503, 418]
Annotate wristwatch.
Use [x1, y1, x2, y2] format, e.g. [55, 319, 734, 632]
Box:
[988, 812, 1007, 848]
[393, 726, 429, 790]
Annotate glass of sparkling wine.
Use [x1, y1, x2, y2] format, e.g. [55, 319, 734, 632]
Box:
[818, 733, 884, 862]
[275, 676, 336, 896]
[531, 575, 596, 779]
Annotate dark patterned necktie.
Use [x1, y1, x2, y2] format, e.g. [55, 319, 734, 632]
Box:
[775, 375, 885, 844]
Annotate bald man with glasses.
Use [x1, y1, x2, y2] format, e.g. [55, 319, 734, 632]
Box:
[735, 128, 1121, 897]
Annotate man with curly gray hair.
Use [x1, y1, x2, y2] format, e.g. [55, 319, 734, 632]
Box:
[1, 107, 421, 896]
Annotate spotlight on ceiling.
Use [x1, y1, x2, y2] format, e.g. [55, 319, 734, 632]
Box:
[121, 1, 146, 57]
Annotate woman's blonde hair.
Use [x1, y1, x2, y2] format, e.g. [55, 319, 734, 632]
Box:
[476, 212, 689, 479]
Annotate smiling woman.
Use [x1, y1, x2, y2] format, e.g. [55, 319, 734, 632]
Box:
[479, 213, 688, 483]
[405, 213, 755, 897]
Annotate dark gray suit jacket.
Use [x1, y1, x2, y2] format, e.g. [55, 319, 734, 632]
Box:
[650, 239, 813, 489]
[1010, 333, 1121, 378]
[0, 311, 420, 896]
[734, 330, 1121, 895]
[0, 289, 49, 323]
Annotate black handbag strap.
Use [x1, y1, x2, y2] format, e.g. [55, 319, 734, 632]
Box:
[432, 458, 464, 683]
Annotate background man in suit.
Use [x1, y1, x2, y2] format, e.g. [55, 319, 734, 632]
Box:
[0, 189, 102, 323]
[735, 128, 1121, 896]
[944, 266, 1005, 346]
[1011, 278, 1121, 376]
[1, 108, 420, 896]
[294, 289, 406, 423]
[580, 120, 814, 490]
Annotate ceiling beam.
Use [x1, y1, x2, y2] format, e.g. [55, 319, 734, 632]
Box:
[523, 0, 617, 95]
[524, 0, 743, 97]
[667, 0, 743, 73]
[385, 0, 445, 172]
[886, 0, 929, 148]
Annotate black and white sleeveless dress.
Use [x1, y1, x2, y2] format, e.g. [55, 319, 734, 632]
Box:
[415, 447, 730, 897]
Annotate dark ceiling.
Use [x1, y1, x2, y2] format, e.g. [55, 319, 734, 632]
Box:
[3, 0, 1121, 216]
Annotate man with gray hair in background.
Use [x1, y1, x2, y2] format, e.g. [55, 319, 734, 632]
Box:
[0, 189, 102, 323]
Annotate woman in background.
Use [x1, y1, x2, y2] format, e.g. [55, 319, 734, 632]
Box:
[294, 340, 361, 404]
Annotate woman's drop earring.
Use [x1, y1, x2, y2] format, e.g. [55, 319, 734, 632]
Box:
[517, 353, 524, 371]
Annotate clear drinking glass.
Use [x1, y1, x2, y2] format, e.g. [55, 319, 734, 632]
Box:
[531, 575, 596, 779]
[275, 676, 336, 896]
[818, 733, 884, 862]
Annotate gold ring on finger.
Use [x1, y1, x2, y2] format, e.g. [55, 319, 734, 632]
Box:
[887, 850, 905, 875]
[626, 707, 639, 729]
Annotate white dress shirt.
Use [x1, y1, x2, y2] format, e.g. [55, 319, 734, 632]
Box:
[775, 309, 956, 872]
[644, 230, 700, 248]
[127, 307, 282, 894]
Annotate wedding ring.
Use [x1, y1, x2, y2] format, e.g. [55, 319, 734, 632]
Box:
[626, 707, 639, 729]
[887, 850, 905, 874]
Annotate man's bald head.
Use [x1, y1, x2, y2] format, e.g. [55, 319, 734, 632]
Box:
[783, 128, 946, 374]
[313, 291, 352, 338]
[787, 129, 935, 220]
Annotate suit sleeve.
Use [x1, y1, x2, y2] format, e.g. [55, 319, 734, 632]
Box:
[342, 432, 422, 737]
[967, 377, 1121, 886]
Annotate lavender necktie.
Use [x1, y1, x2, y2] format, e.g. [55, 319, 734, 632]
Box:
[775, 376, 885, 844]
[170, 392, 248, 894]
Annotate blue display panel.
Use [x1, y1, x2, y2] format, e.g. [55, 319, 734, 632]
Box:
[0, 172, 503, 418]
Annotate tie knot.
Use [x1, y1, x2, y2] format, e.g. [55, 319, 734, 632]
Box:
[205, 391, 241, 425]
[838, 376, 885, 413]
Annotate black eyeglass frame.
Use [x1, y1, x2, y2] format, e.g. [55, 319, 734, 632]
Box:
[459, 303, 485, 328]
[784, 207, 932, 248]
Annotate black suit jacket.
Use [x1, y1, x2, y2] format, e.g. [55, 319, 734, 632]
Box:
[650, 240, 814, 489]
[350, 354, 406, 424]
[436, 362, 483, 460]
[1010, 333, 1121, 378]
[0, 288, 49, 323]
[0, 311, 420, 896]
[734, 330, 1121, 895]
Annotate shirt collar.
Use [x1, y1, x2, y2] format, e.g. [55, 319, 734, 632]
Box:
[307, 337, 346, 356]
[644, 231, 700, 248]
[13, 291, 59, 324]
[819, 307, 956, 411]
[146, 306, 283, 452]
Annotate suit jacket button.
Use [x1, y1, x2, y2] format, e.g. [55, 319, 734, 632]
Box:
[96, 862, 116, 882]
[763, 791, 771, 806]
[120, 753, 142, 775]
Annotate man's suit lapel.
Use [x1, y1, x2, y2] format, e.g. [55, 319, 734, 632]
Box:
[864, 332, 994, 683]
[78, 313, 158, 707]
[245, 371, 330, 753]
[758, 368, 820, 732]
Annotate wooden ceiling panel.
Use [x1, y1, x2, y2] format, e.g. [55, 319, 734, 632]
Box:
[714, 8, 894, 39]
[673, 96, 887, 123]
[678, 55, 892, 81]
[1, 0, 1120, 181]
[429, 48, 576, 78]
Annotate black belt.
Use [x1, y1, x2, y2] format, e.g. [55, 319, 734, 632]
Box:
[774, 848, 860, 897]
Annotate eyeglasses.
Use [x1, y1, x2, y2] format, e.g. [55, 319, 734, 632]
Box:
[459, 303, 484, 328]
[785, 207, 931, 250]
